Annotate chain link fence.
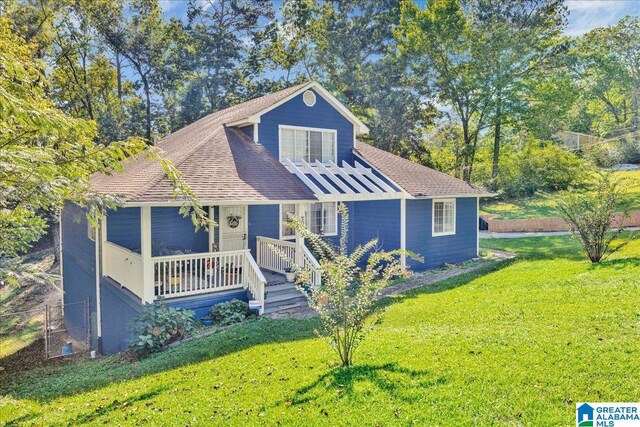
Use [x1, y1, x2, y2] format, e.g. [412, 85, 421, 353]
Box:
[44, 299, 91, 359]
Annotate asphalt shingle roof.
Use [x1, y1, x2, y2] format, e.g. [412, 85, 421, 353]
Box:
[90, 83, 317, 203]
[354, 143, 491, 198]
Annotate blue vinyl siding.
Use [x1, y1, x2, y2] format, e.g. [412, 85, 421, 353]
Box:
[100, 277, 142, 355]
[151, 207, 208, 255]
[406, 198, 478, 271]
[106, 207, 208, 255]
[258, 89, 355, 164]
[61, 202, 97, 348]
[248, 204, 279, 257]
[107, 207, 141, 252]
[351, 200, 401, 252]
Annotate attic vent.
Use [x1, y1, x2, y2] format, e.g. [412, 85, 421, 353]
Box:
[303, 90, 316, 107]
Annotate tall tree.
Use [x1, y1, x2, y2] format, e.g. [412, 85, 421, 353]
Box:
[89, 0, 172, 142]
[183, 0, 275, 120]
[399, 0, 493, 181]
[398, 0, 566, 184]
[304, 0, 431, 154]
[476, 0, 568, 190]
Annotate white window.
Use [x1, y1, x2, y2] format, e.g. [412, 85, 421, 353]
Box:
[279, 126, 336, 164]
[280, 202, 338, 238]
[88, 223, 97, 242]
[432, 199, 456, 236]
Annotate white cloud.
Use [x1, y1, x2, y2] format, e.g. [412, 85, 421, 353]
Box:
[565, 0, 640, 37]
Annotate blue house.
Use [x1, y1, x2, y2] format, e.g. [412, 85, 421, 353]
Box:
[61, 82, 490, 354]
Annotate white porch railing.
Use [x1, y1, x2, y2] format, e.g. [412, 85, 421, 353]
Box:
[256, 236, 322, 289]
[103, 241, 144, 299]
[256, 236, 296, 274]
[152, 250, 266, 312]
[102, 242, 267, 312]
[300, 244, 322, 289]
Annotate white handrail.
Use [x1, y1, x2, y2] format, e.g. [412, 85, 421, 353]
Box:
[244, 251, 266, 314]
[300, 244, 322, 289]
[256, 236, 296, 273]
[256, 235, 322, 289]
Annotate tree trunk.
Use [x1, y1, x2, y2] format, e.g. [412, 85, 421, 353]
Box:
[491, 121, 501, 192]
[116, 52, 123, 104]
[143, 77, 152, 143]
[491, 96, 502, 192]
[52, 210, 61, 264]
[632, 83, 638, 129]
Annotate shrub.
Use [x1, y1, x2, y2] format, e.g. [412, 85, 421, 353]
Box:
[128, 299, 196, 355]
[209, 299, 251, 326]
[498, 141, 591, 198]
[556, 174, 630, 263]
[278, 203, 422, 367]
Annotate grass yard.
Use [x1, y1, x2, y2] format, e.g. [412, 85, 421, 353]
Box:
[481, 169, 640, 220]
[1, 234, 640, 426]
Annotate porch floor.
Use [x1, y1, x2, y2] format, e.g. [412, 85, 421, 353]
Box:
[262, 269, 287, 286]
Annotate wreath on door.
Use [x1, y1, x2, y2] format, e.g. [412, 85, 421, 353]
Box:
[227, 214, 242, 228]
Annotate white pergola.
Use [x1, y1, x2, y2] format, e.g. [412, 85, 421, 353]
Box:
[284, 159, 404, 201]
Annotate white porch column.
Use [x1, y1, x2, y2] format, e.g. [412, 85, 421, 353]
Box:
[400, 198, 406, 268]
[294, 203, 306, 267]
[140, 206, 154, 303]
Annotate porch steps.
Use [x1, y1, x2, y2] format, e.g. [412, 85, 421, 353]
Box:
[263, 281, 308, 314]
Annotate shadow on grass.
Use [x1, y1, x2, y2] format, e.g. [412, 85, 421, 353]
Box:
[1, 316, 319, 402]
[286, 363, 443, 407]
[65, 387, 166, 426]
[587, 257, 640, 271]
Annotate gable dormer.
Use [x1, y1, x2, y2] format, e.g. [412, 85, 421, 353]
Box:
[228, 82, 368, 166]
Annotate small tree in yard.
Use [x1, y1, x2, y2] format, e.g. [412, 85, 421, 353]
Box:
[276, 203, 421, 367]
[556, 174, 631, 263]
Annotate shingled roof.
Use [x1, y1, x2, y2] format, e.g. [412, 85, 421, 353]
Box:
[90, 82, 316, 203]
[354, 143, 491, 198]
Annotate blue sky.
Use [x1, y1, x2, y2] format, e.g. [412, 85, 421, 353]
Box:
[159, 0, 640, 37]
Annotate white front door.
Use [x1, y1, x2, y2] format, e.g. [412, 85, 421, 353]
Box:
[219, 206, 247, 251]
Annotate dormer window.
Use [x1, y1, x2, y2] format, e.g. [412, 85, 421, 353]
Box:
[279, 125, 336, 164]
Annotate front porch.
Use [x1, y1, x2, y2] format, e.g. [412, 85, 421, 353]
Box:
[99, 205, 320, 315]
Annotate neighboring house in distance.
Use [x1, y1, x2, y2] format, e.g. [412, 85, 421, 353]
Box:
[61, 81, 491, 354]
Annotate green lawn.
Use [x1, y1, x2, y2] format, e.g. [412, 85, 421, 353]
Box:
[2, 235, 640, 426]
[481, 169, 640, 220]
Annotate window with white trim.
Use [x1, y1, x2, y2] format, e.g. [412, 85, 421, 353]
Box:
[432, 199, 456, 236]
[280, 126, 336, 164]
[280, 202, 338, 238]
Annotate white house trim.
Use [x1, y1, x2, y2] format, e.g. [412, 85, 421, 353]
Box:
[432, 198, 457, 237]
[476, 197, 480, 257]
[284, 159, 404, 202]
[400, 198, 406, 268]
[140, 206, 154, 303]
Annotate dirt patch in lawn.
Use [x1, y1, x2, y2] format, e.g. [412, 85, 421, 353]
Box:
[0, 247, 65, 372]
